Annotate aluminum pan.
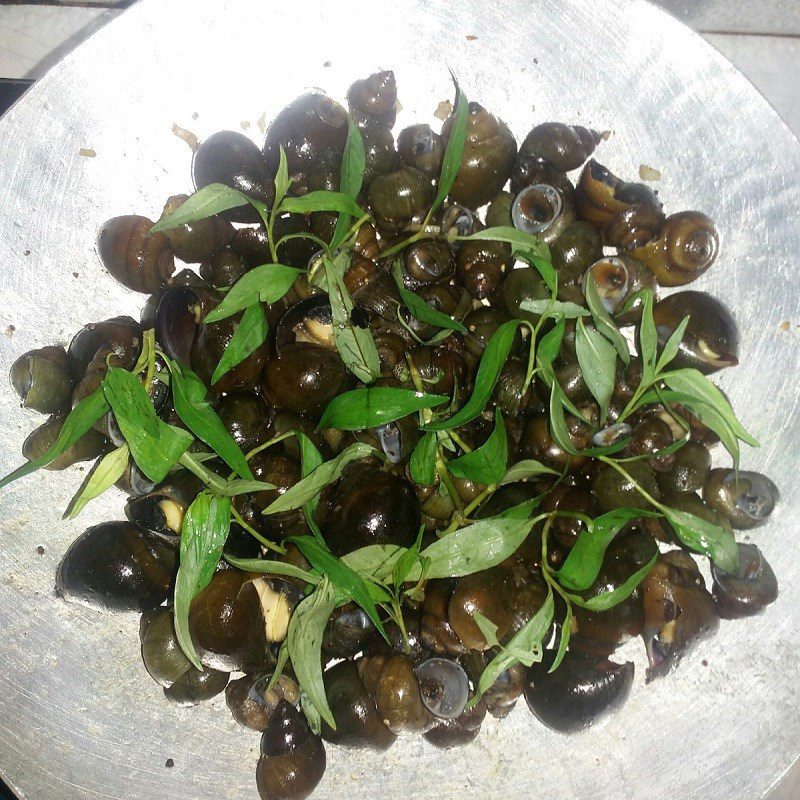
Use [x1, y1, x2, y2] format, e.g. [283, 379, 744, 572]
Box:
[0, 1, 798, 798]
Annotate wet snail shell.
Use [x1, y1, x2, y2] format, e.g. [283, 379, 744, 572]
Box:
[585, 256, 655, 322]
[159, 194, 234, 263]
[154, 284, 216, 366]
[199, 248, 249, 288]
[423, 696, 487, 749]
[97, 215, 175, 294]
[397, 124, 444, 176]
[374, 654, 433, 734]
[523, 649, 634, 733]
[711, 543, 778, 619]
[216, 391, 274, 454]
[164, 666, 230, 707]
[448, 567, 514, 651]
[56, 521, 177, 612]
[702, 468, 779, 529]
[368, 166, 434, 233]
[403, 238, 455, 285]
[140, 606, 192, 688]
[323, 605, 376, 659]
[656, 442, 711, 496]
[457, 238, 511, 301]
[414, 657, 470, 720]
[631, 211, 720, 286]
[274, 295, 335, 357]
[347, 70, 397, 130]
[519, 122, 603, 172]
[462, 651, 525, 719]
[23, 414, 107, 470]
[10, 345, 73, 414]
[511, 183, 575, 245]
[226, 672, 300, 732]
[322, 660, 396, 750]
[511, 151, 575, 200]
[652, 290, 739, 374]
[125, 470, 205, 540]
[68, 315, 143, 377]
[256, 700, 327, 800]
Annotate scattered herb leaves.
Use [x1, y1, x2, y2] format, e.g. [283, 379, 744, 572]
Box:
[583, 271, 630, 364]
[391, 262, 467, 334]
[432, 79, 468, 214]
[320, 387, 448, 431]
[330, 118, 366, 251]
[575, 317, 617, 422]
[280, 190, 365, 218]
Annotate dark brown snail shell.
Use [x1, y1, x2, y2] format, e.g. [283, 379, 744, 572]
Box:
[140, 606, 192, 688]
[10, 345, 73, 414]
[256, 700, 326, 800]
[368, 166, 434, 233]
[448, 567, 514, 651]
[403, 239, 456, 285]
[519, 122, 603, 172]
[226, 672, 300, 732]
[591, 460, 660, 512]
[125, 470, 205, 539]
[457, 238, 511, 300]
[322, 660, 396, 750]
[323, 605, 376, 659]
[422, 696, 487, 749]
[193, 130, 275, 223]
[631, 211, 720, 286]
[347, 70, 397, 129]
[164, 665, 229, 707]
[216, 392, 274, 454]
[397, 124, 443, 176]
[511, 152, 575, 200]
[23, 414, 107, 470]
[702, 468, 779, 529]
[441, 102, 517, 209]
[585, 256, 656, 324]
[159, 194, 234, 263]
[154, 284, 216, 366]
[523, 649, 634, 733]
[68, 315, 143, 377]
[656, 442, 711, 496]
[652, 291, 739, 374]
[56, 522, 176, 612]
[97, 215, 175, 293]
[711, 543, 778, 619]
[373, 654, 433, 734]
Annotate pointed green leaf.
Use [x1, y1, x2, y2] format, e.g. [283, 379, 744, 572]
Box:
[320, 386, 448, 431]
[447, 407, 508, 484]
[64, 444, 129, 519]
[151, 183, 249, 232]
[211, 303, 269, 384]
[203, 264, 301, 323]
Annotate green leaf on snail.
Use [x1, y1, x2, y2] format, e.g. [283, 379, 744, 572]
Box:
[499, 459, 558, 485]
[273, 145, 292, 210]
[655, 314, 690, 374]
[210, 302, 269, 386]
[280, 190, 366, 219]
[447, 407, 508, 485]
[340, 544, 407, 583]
[520, 299, 589, 319]
[661, 368, 759, 447]
[288, 535, 389, 641]
[409, 430, 438, 486]
[0, 386, 109, 490]
[150, 183, 249, 232]
[132, 328, 155, 376]
[168, 361, 254, 480]
[556, 508, 656, 592]
[662, 506, 740, 574]
[425, 319, 522, 432]
[549, 597, 573, 673]
[536, 318, 591, 424]
[392, 527, 425, 589]
[564, 553, 658, 612]
[583, 270, 630, 365]
[330, 117, 366, 251]
[64, 444, 129, 519]
[319, 386, 448, 431]
[219, 479, 277, 496]
[420, 516, 535, 579]
[300, 692, 323, 736]
[173, 490, 231, 670]
[203, 263, 302, 324]
[296, 430, 325, 541]
[102, 367, 193, 483]
[462, 226, 550, 261]
[262, 441, 376, 515]
[432, 78, 468, 214]
[575, 317, 617, 422]
[391, 261, 467, 334]
[324, 253, 382, 384]
[548, 382, 580, 456]
[224, 554, 320, 587]
[286, 577, 339, 729]
[496, 496, 543, 520]
[632, 288, 658, 380]
[468, 587, 554, 707]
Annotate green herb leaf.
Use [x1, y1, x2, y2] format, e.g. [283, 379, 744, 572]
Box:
[496, 496, 543, 519]
[102, 367, 192, 483]
[263, 442, 376, 514]
[341, 544, 407, 583]
[150, 183, 249, 232]
[324, 253, 381, 384]
[0, 386, 110, 489]
[432, 79, 468, 213]
[64, 444, 129, 519]
[224, 554, 320, 586]
[421, 516, 534, 579]
[425, 319, 521, 431]
[300, 692, 322, 735]
[463, 226, 550, 261]
[565, 554, 657, 611]
[548, 383, 579, 455]
[221, 479, 276, 496]
[409, 430, 438, 485]
[330, 118, 366, 251]
[203, 264, 302, 324]
[575, 317, 617, 422]
[447, 407, 508, 484]
[469, 588, 553, 706]
[289, 535, 388, 641]
[637, 289, 658, 378]
[392, 527, 425, 588]
[173, 491, 231, 669]
[281, 190, 365, 218]
[211, 303, 269, 385]
[296, 431, 325, 539]
[663, 507, 740, 573]
[662, 368, 758, 447]
[286, 577, 339, 729]
[549, 598, 572, 673]
[392, 262, 467, 334]
[655, 314, 690, 374]
[499, 459, 558, 485]
[556, 508, 655, 591]
[168, 361, 253, 480]
[520, 299, 589, 319]
[273, 146, 292, 209]
[319, 387, 447, 431]
[583, 271, 630, 364]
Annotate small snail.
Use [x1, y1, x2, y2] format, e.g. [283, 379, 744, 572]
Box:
[10, 345, 73, 414]
[519, 122, 603, 172]
[347, 70, 397, 130]
[511, 183, 576, 244]
[397, 124, 444, 176]
[158, 194, 234, 263]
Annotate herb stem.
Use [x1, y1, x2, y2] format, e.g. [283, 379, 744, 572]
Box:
[245, 432, 295, 463]
[441, 483, 498, 535]
[447, 429, 473, 454]
[597, 455, 665, 511]
[381, 229, 424, 260]
[179, 451, 229, 495]
[342, 213, 372, 246]
[230, 506, 285, 554]
[436, 445, 463, 517]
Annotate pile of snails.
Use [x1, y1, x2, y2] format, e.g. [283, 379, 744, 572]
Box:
[6, 69, 779, 800]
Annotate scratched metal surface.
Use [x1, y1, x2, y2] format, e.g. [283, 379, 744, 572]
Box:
[0, 1, 798, 798]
